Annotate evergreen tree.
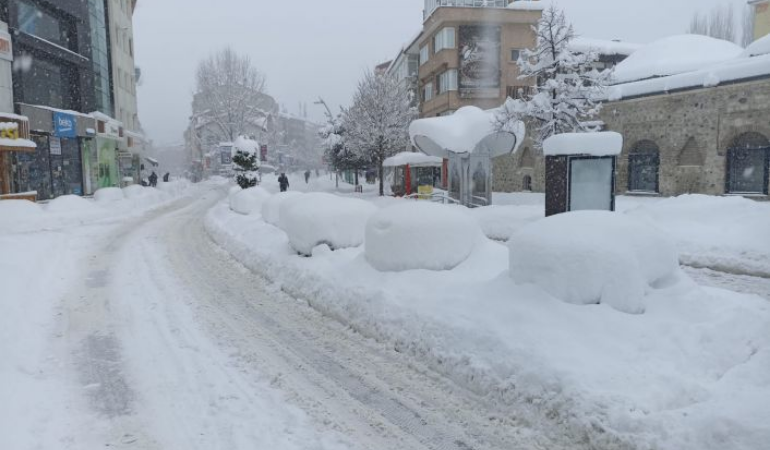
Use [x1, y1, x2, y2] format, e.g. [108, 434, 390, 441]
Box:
[495, 5, 610, 146]
[232, 139, 259, 188]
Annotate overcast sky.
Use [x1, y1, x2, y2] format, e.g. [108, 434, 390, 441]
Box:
[134, 0, 750, 146]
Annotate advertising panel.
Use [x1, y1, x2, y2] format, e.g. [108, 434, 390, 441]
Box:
[53, 112, 77, 138]
[458, 25, 502, 99]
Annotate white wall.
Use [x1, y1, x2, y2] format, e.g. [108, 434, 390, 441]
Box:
[108, 0, 140, 132]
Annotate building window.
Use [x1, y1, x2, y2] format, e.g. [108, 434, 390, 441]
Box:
[17, 0, 72, 49]
[726, 132, 770, 195]
[628, 140, 660, 193]
[506, 85, 533, 100]
[433, 27, 456, 53]
[510, 49, 523, 62]
[437, 70, 458, 94]
[420, 45, 429, 66]
[423, 82, 434, 102]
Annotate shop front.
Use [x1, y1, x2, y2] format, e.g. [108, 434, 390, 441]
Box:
[94, 117, 123, 189]
[0, 113, 37, 200]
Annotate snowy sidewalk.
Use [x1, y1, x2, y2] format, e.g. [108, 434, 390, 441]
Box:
[206, 182, 770, 450]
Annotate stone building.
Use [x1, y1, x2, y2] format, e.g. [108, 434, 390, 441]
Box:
[494, 35, 770, 199]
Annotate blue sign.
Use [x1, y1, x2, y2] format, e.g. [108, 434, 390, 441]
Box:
[53, 112, 77, 138]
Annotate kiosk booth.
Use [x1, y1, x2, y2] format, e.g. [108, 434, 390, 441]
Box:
[383, 152, 443, 197]
[542, 132, 623, 217]
[409, 107, 525, 207]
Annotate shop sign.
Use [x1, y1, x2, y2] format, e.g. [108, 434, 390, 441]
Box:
[50, 137, 62, 156]
[53, 112, 77, 138]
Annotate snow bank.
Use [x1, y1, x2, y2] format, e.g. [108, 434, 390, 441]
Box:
[229, 187, 271, 215]
[509, 211, 680, 314]
[542, 131, 623, 157]
[261, 191, 302, 226]
[93, 187, 125, 203]
[279, 193, 377, 255]
[469, 204, 543, 241]
[742, 33, 770, 57]
[626, 194, 770, 277]
[0, 199, 43, 221]
[568, 37, 641, 57]
[45, 195, 96, 213]
[365, 202, 482, 271]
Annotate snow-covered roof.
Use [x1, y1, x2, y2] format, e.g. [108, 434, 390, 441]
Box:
[609, 50, 770, 101]
[506, 0, 546, 11]
[612, 35, 744, 84]
[543, 132, 623, 157]
[383, 152, 444, 168]
[569, 37, 642, 57]
[409, 106, 525, 158]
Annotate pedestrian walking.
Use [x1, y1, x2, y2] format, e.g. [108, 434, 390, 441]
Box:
[304, 170, 311, 184]
[149, 171, 158, 188]
[163, 172, 170, 183]
[278, 172, 290, 192]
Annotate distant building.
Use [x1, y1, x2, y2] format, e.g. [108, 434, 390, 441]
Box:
[751, 0, 770, 41]
[416, 0, 543, 118]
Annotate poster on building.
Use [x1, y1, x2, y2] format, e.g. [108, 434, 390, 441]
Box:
[50, 137, 62, 156]
[221, 147, 232, 165]
[260, 145, 268, 162]
[458, 25, 502, 99]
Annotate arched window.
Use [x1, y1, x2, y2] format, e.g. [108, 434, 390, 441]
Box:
[628, 140, 660, 193]
[522, 175, 532, 192]
[727, 132, 770, 195]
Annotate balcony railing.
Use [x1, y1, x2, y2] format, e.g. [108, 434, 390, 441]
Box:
[424, 0, 508, 20]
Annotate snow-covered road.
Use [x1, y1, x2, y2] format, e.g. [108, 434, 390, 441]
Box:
[53, 186, 562, 450]
[684, 266, 770, 302]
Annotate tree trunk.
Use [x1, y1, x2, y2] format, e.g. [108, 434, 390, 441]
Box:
[355, 170, 359, 186]
[378, 161, 384, 196]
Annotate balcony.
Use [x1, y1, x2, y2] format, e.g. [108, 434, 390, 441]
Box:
[423, 0, 509, 21]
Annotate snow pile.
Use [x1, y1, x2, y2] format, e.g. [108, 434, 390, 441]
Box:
[279, 193, 377, 255]
[0, 200, 44, 229]
[156, 180, 191, 196]
[93, 187, 125, 203]
[365, 202, 483, 272]
[626, 194, 770, 277]
[45, 195, 96, 213]
[261, 191, 302, 226]
[612, 35, 743, 83]
[233, 136, 260, 158]
[469, 204, 543, 241]
[509, 211, 680, 314]
[506, 0, 545, 11]
[568, 37, 641, 56]
[409, 106, 524, 157]
[742, 33, 770, 57]
[229, 187, 271, 216]
[542, 131, 623, 157]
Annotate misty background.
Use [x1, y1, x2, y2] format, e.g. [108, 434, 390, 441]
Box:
[134, 0, 752, 146]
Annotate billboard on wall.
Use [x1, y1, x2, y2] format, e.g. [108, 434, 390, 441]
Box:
[458, 25, 502, 99]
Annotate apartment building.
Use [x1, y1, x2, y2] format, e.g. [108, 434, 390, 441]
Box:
[417, 0, 542, 117]
[107, 0, 139, 133]
[750, 0, 770, 41]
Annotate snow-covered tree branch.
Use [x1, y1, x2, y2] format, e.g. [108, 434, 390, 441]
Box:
[495, 5, 610, 147]
[194, 47, 268, 143]
[344, 72, 416, 195]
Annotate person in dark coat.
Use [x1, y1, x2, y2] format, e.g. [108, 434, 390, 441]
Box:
[149, 171, 158, 187]
[163, 172, 170, 183]
[304, 170, 311, 184]
[278, 172, 290, 192]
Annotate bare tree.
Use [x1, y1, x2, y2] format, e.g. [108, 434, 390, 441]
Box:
[344, 71, 416, 196]
[194, 47, 268, 142]
[688, 4, 737, 44]
[742, 5, 756, 47]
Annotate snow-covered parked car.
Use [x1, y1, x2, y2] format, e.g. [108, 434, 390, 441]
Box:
[509, 211, 681, 314]
[279, 193, 377, 255]
[229, 187, 270, 215]
[365, 202, 484, 271]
